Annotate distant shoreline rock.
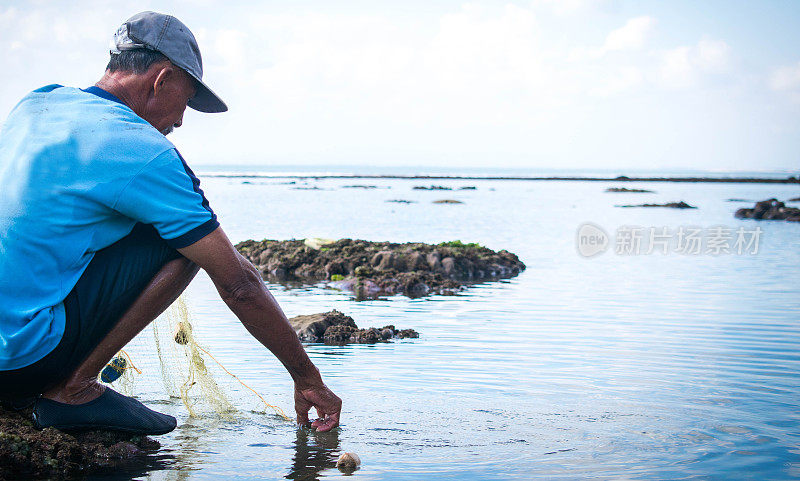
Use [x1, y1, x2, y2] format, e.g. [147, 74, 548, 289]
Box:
[235, 238, 526, 299]
[735, 199, 800, 222]
[616, 201, 696, 209]
[605, 187, 654, 193]
[288, 310, 418, 345]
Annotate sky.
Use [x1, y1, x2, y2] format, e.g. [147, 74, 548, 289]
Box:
[1, 0, 799, 172]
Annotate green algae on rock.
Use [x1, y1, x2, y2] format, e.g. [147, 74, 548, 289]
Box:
[235, 238, 526, 299]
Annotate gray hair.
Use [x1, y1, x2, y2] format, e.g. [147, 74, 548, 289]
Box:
[106, 49, 169, 74]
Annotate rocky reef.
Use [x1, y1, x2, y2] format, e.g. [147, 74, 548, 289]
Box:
[605, 187, 654, 193]
[0, 405, 158, 478]
[617, 201, 696, 209]
[236, 238, 525, 299]
[288, 310, 418, 345]
[735, 199, 800, 222]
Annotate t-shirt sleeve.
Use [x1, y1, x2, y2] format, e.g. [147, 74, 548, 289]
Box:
[113, 149, 219, 249]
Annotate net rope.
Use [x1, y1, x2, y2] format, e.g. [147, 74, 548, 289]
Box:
[104, 295, 291, 422]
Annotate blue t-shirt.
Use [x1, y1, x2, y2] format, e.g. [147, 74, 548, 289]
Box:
[0, 85, 219, 370]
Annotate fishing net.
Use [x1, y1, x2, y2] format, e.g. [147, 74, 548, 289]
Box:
[101, 295, 291, 422]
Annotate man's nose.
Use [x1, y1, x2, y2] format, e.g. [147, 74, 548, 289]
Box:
[174, 117, 183, 129]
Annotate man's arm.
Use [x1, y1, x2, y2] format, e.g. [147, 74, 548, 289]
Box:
[177, 227, 341, 431]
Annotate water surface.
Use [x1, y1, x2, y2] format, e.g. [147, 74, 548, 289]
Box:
[100, 177, 800, 480]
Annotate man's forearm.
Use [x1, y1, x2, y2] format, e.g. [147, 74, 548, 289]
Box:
[213, 257, 322, 386]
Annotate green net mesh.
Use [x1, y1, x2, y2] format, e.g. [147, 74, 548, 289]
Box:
[106, 295, 291, 421]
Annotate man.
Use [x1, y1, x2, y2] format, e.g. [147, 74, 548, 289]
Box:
[0, 12, 341, 435]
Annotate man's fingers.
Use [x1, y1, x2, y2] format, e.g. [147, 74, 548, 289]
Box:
[295, 394, 312, 425]
[314, 412, 340, 433]
[296, 410, 310, 425]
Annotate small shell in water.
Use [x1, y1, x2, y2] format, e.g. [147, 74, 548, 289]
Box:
[336, 452, 361, 471]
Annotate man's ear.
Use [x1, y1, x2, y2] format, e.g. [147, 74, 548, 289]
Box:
[152, 64, 175, 98]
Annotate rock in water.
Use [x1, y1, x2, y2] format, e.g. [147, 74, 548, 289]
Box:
[235, 238, 526, 299]
[605, 187, 654, 193]
[336, 452, 361, 471]
[616, 201, 696, 209]
[287, 310, 419, 345]
[288, 310, 357, 343]
[734, 198, 800, 222]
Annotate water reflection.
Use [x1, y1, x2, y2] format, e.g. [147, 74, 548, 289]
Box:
[286, 427, 341, 480]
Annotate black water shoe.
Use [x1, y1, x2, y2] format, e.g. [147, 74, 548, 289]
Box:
[32, 388, 177, 435]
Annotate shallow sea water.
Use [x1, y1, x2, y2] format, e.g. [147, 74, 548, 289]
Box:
[94, 177, 800, 480]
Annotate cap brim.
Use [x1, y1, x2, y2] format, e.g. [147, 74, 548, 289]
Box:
[187, 74, 227, 113]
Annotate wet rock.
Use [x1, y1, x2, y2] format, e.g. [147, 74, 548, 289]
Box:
[323, 324, 357, 344]
[788, 197, 800, 202]
[406, 252, 427, 271]
[441, 257, 456, 278]
[735, 199, 800, 222]
[371, 251, 396, 270]
[353, 328, 382, 343]
[257, 249, 273, 265]
[617, 201, 696, 209]
[236, 238, 525, 299]
[287, 311, 419, 345]
[288, 310, 357, 343]
[385, 199, 416, 204]
[426, 251, 442, 271]
[605, 187, 654, 193]
[397, 329, 420, 339]
[353, 279, 382, 300]
[432, 199, 463, 204]
[0, 406, 159, 479]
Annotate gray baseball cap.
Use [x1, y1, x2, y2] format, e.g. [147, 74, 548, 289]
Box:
[111, 11, 227, 113]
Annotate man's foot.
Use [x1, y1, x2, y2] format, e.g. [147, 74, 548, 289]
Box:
[42, 378, 106, 405]
[33, 388, 177, 435]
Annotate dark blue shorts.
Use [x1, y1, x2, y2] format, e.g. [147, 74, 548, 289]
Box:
[0, 223, 182, 400]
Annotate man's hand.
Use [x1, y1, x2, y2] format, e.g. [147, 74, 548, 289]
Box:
[295, 381, 342, 432]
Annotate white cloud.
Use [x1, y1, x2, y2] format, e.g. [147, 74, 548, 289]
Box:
[569, 16, 654, 61]
[770, 61, 800, 91]
[656, 37, 730, 89]
[533, 0, 602, 16]
[603, 16, 655, 52]
[1, 1, 796, 171]
[769, 61, 800, 103]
